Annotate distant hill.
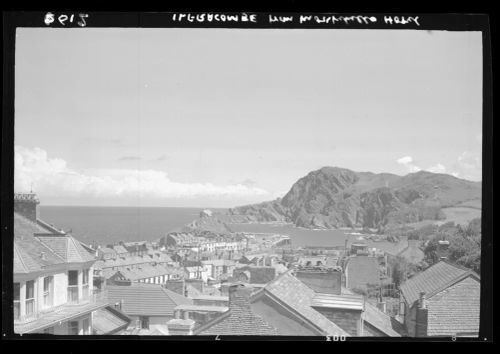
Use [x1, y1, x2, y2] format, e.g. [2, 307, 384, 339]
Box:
[224, 167, 481, 231]
[181, 209, 233, 234]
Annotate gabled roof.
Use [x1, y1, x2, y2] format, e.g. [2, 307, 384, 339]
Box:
[106, 283, 192, 317]
[426, 276, 480, 336]
[13, 212, 94, 273]
[92, 306, 131, 335]
[363, 302, 402, 336]
[196, 285, 279, 336]
[113, 245, 128, 254]
[400, 260, 480, 305]
[261, 271, 349, 336]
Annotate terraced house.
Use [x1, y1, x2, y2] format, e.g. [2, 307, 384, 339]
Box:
[13, 193, 130, 335]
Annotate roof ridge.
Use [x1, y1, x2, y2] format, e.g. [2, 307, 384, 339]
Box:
[263, 287, 348, 336]
[426, 272, 479, 300]
[69, 236, 91, 262]
[402, 260, 467, 288]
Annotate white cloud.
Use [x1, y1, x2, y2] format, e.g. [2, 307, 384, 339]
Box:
[14, 146, 270, 201]
[426, 163, 446, 174]
[396, 156, 421, 173]
[453, 151, 482, 181]
[395, 152, 481, 181]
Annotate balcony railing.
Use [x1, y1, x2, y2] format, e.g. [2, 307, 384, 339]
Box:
[25, 299, 35, 316]
[82, 284, 90, 301]
[14, 289, 108, 324]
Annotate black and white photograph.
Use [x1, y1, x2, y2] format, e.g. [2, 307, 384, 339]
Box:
[2, 11, 493, 341]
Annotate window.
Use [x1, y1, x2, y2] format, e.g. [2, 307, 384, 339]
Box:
[82, 318, 90, 335]
[43, 327, 54, 335]
[43, 276, 53, 308]
[82, 269, 90, 300]
[68, 271, 79, 302]
[25, 280, 35, 316]
[14, 283, 20, 320]
[139, 316, 149, 329]
[69, 321, 79, 335]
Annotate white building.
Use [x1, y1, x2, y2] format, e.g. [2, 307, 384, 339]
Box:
[13, 193, 130, 335]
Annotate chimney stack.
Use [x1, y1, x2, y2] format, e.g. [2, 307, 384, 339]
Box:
[228, 283, 254, 310]
[437, 240, 450, 260]
[14, 193, 40, 222]
[166, 319, 195, 335]
[419, 291, 427, 309]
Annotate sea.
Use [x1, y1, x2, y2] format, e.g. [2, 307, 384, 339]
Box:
[40, 206, 363, 248]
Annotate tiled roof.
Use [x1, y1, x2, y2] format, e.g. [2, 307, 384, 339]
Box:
[400, 260, 479, 305]
[99, 247, 116, 255]
[99, 253, 173, 269]
[263, 271, 349, 336]
[14, 236, 65, 271]
[345, 256, 381, 290]
[113, 245, 128, 254]
[92, 306, 131, 335]
[106, 283, 192, 317]
[14, 240, 43, 273]
[13, 212, 94, 272]
[363, 302, 401, 336]
[426, 276, 480, 336]
[186, 284, 202, 297]
[14, 212, 53, 238]
[36, 236, 96, 263]
[397, 240, 425, 264]
[196, 285, 279, 336]
[112, 264, 180, 281]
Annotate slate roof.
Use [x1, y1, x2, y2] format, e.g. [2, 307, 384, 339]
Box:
[426, 276, 480, 336]
[14, 240, 43, 273]
[92, 306, 131, 335]
[196, 284, 279, 336]
[98, 253, 173, 269]
[400, 260, 479, 305]
[14, 234, 66, 272]
[36, 236, 95, 263]
[397, 240, 425, 264]
[345, 256, 381, 290]
[108, 264, 183, 281]
[13, 212, 95, 274]
[113, 245, 128, 254]
[363, 302, 402, 336]
[262, 271, 349, 336]
[14, 212, 54, 238]
[106, 283, 192, 317]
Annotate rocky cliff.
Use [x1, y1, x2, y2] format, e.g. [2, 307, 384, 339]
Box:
[226, 167, 481, 231]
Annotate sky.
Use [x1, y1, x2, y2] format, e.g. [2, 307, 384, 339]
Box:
[14, 28, 483, 207]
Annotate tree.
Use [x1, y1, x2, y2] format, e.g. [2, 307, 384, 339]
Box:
[391, 256, 410, 288]
[423, 218, 481, 273]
